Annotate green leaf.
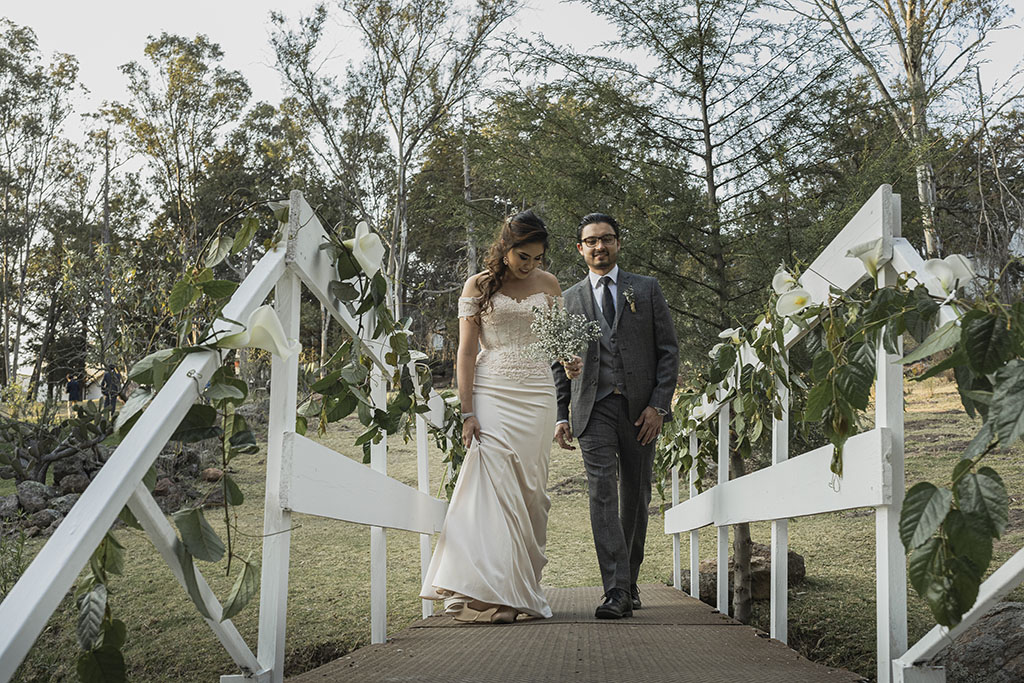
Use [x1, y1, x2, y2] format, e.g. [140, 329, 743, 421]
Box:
[325, 393, 358, 422]
[900, 483, 953, 550]
[170, 404, 222, 443]
[908, 537, 944, 598]
[77, 645, 126, 683]
[199, 279, 239, 299]
[341, 363, 369, 386]
[804, 382, 831, 422]
[232, 215, 259, 254]
[114, 387, 154, 433]
[914, 347, 967, 382]
[102, 619, 127, 650]
[207, 382, 245, 406]
[173, 543, 212, 620]
[354, 426, 379, 446]
[335, 247, 359, 280]
[991, 359, 1024, 445]
[118, 505, 142, 531]
[962, 421, 994, 461]
[836, 342, 875, 410]
[172, 508, 226, 562]
[95, 532, 126, 576]
[76, 584, 107, 650]
[169, 279, 199, 315]
[944, 510, 993, 576]
[128, 348, 180, 387]
[271, 204, 289, 224]
[296, 415, 308, 436]
[899, 321, 960, 365]
[962, 310, 1011, 375]
[223, 475, 244, 506]
[904, 286, 941, 342]
[310, 370, 342, 393]
[220, 556, 259, 621]
[329, 280, 360, 302]
[955, 467, 1009, 537]
[229, 429, 259, 455]
[204, 235, 232, 269]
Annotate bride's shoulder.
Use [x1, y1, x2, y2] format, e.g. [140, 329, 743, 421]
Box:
[462, 272, 488, 298]
[535, 270, 562, 296]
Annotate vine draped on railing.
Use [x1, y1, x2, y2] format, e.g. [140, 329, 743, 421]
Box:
[74, 202, 465, 682]
[656, 245, 1020, 629]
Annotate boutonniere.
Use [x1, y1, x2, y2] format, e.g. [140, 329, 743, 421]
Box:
[624, 285, 636, 313]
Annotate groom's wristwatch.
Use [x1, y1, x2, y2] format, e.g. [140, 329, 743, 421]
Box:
[653, 407, 669, 417]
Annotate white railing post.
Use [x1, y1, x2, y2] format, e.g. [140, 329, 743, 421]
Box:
[369, 360, 388, 644]
[257, 266, 300, 683]
[671, 464, 681, 590]
[770, 351, 790, 643]
[877, 194, 908, 683]
[416, 413, 434, 618]
[717, 403, 731, 614]
[689, 432, 700, 599]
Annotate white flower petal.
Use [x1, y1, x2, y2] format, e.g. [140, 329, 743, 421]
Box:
[217, 305, 301, 359]
[342, 221, 386, 279]
[709, 342, 724, 360]
[718, 327, 741, 342]
[923, 259, 954, 294]
[776, 288, 812, 317]
[772, 267, 797, 295]
[943, 254, 975, 288]
[846, 237, 885, 280]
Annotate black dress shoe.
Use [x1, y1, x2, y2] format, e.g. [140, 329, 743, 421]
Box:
[630, 584, 642, 610]
[595, 588, 633, 619]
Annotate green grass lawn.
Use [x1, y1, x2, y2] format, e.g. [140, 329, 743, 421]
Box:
[6, 377, 1023, 681]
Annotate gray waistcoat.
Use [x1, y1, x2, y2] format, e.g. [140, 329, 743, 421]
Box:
[594, 289, 625, 402]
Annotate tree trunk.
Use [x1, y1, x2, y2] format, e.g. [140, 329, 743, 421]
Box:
[463, 116, 476, 279]
[730, 448, 753, 623]
[27, 291, 61, 399]
[100, 133, 114, 367]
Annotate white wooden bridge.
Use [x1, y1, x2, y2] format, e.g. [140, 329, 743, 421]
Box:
[1, 186, 1021, 682]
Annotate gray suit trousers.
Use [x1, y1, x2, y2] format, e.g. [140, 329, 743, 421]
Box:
[577, 394, 654, 594]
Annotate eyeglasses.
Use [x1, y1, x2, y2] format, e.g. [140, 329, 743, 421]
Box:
[580, 235, 618, 248]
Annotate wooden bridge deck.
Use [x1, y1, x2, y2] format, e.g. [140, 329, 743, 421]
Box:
[287, 584, 865, 682]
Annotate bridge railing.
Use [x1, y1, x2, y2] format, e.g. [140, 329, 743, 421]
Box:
[0, 190, 449, 683]
[663, 183, 1023, 683]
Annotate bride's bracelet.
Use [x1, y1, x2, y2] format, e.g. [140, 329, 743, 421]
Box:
[461, 412, 475, 420]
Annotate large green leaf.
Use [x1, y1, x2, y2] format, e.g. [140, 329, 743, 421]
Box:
[908, 537, 945, 598]
[173, 543, 212, 620]
[114, 387, 154, 433]
[220, 557, 259, 621]
[168, 279, 199, 315]
[76, 584, 107, 650]
[223, 475, 244, 506]
[899, 320, 960, 365]
[962, 310, 1011, 375]
[102, 619, 127, 650]
[904, 286, 941, 342]
[325, 393, 358, 422]
[173, 508, 226, 562]
[199, 279, 239, 299]
[207, 380, 246, 407]
[804, 382, 831, 422]
[329, 280, 360, 302]
[991, 359, 1024, 445]
[962, 422, 995, 461]
[944, 510, 993, 575]
[170, 404, 222, 443]
[955, 467, 1009, 537]
[837, 342, 875, 410]
[128, 348, 180, 387]
[204, 235, 232, 269]
[232, 215, 259, 254]
[76, 645, 126, 683]
[900, 483, 953, 550]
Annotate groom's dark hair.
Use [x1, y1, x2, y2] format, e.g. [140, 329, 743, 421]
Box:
[577, 213, 620, 242]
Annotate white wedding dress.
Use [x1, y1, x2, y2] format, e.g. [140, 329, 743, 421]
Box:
[419, 291, 556, 619]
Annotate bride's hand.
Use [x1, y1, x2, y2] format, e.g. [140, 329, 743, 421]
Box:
[462, 416, 480, 448]
[562, 355, 583, 380]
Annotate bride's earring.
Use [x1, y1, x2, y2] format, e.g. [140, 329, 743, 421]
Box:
[503, 257, 509, 266]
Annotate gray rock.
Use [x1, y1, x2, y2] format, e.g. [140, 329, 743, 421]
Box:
[52, 453, 86, 485]
[28, 508, 59, 529]
[943, 602, 1024, 683]
[50, 493, 80, 515]
[676, 543, 806, 607]
[59, 473, 91, 495]
[16, 481, 55, 514]
[0, 494, 19, 520]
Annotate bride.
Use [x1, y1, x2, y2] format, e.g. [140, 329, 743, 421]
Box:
[419, 210, 581, 624]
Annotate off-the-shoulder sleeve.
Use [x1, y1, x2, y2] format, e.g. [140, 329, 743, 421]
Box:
[458, 296, 481, 318]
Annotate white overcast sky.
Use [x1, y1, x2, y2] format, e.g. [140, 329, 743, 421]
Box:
[6, 1, 1022, 128]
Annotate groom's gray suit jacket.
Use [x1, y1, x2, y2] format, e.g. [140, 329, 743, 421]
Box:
[554, 270, 679, 435]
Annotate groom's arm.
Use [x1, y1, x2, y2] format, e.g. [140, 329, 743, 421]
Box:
[648, 279, 679, 415]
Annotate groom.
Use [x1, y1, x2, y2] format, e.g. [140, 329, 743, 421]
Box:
[553, 213, 679, 619]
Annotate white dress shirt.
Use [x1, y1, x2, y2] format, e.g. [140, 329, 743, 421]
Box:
[589, 265, 619, 319]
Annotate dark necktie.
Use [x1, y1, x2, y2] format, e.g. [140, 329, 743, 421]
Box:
[600, 276, 615, 327]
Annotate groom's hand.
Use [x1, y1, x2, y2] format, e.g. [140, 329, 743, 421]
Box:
[634, 407, 664, 446]
[554, 422, 576, 450]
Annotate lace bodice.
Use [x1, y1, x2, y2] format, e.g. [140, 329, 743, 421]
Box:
[459, 291, 556, 381]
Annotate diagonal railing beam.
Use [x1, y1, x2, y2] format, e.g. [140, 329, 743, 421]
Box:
[0, 247, 286, 682]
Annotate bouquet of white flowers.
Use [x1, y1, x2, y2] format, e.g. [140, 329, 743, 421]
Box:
[528, 302, 603, 363]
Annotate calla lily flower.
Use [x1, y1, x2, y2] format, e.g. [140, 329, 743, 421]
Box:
[690, 400, 718, 423]
[217, 305, 301, 359]
[846, 237, 885, 281]
[776, 288, 813, 317]
[772, 265, 797, 294]
[342, 221, 385, 279]
[922, 254, 975, 297]
[718, 327, 742, 343]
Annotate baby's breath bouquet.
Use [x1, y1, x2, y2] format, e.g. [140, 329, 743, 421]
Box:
[528, 302, 602, 363]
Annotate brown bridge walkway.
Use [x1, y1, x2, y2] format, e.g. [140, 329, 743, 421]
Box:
[287, 584, 864, 682]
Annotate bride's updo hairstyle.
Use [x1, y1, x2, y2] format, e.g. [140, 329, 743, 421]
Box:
[476, 209, 549, 317]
